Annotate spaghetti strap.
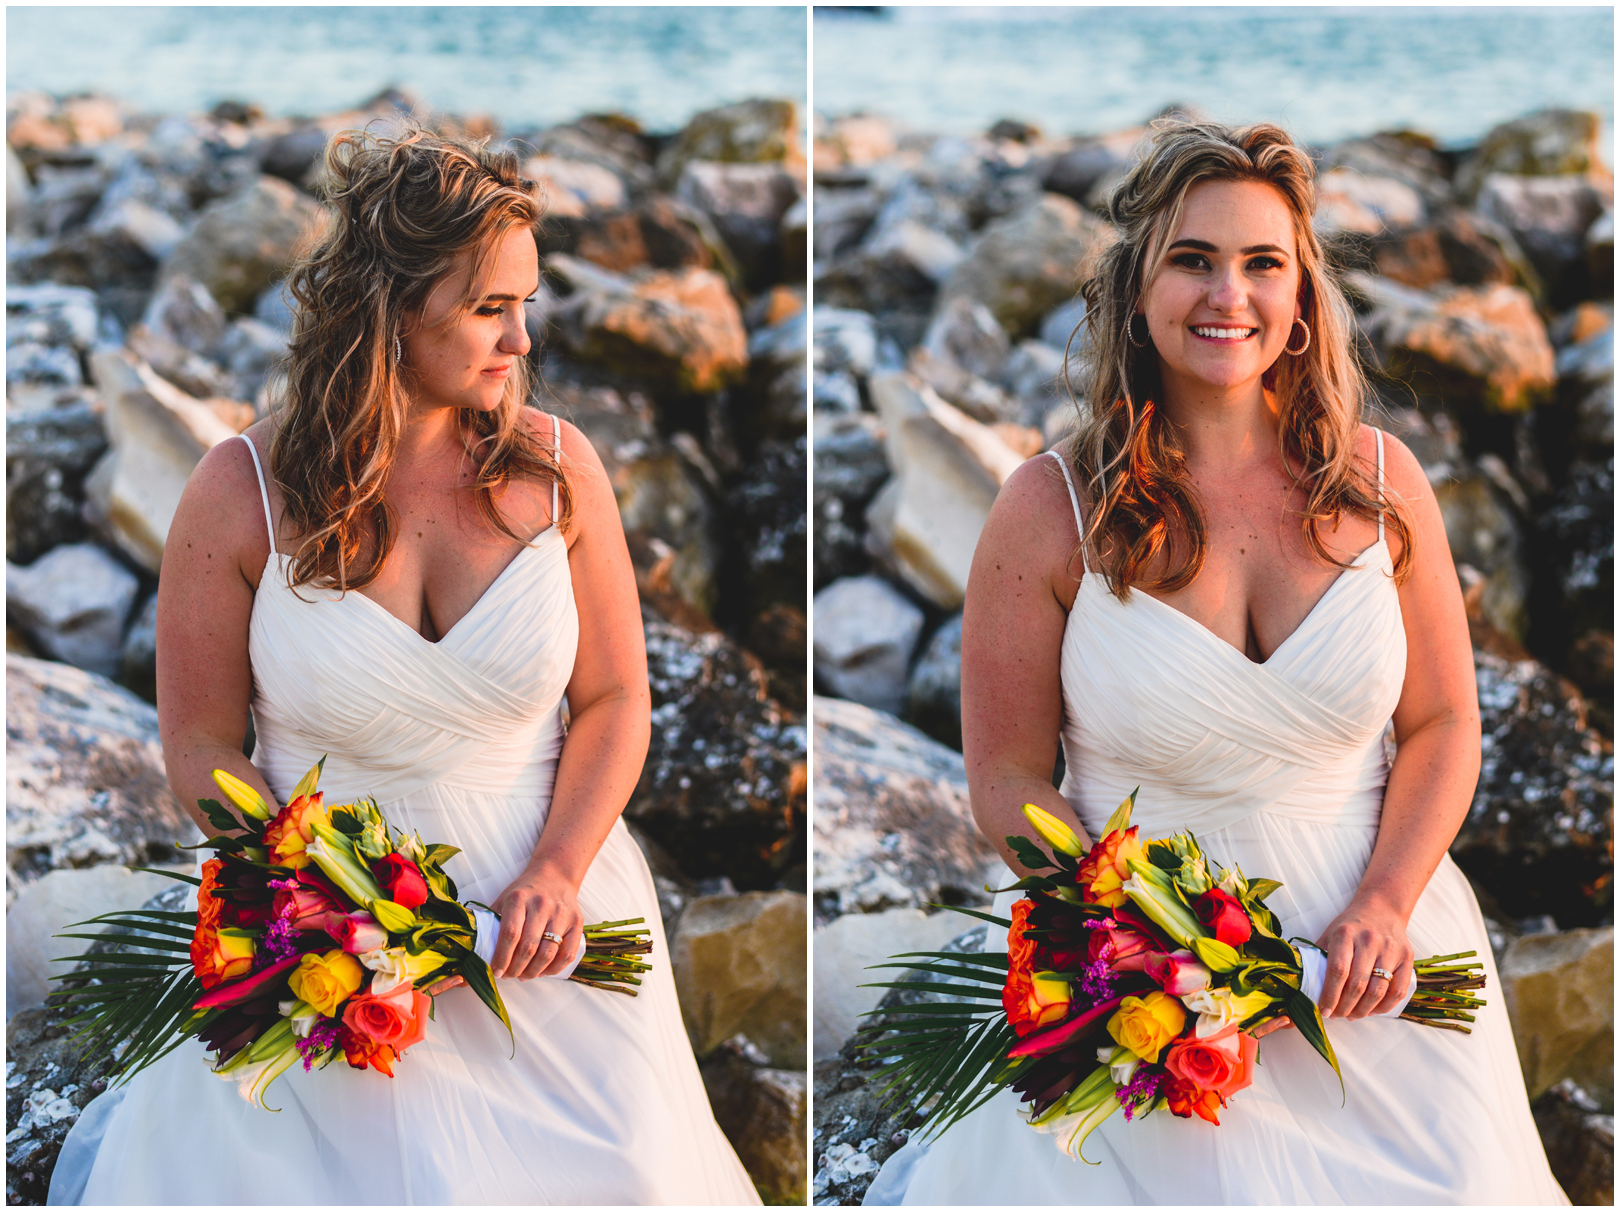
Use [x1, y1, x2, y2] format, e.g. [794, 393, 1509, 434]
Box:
[551, 413, 561, 523]
[1373, 426, 1386, 544]
[236, 433, 276, 552]
[1045, 450, 1086, 572]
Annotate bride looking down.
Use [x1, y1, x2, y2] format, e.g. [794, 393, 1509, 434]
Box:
[50, 127, 759, 1206]
[866, 120, 1565, 1205]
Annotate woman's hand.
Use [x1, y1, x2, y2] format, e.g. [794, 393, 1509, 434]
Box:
[1251, 1016, 1292, 1038]
[489, 860, 585, 980]
[1314, 894, 1415, 1019]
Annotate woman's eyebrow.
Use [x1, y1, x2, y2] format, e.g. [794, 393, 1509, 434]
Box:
[1168, 238, 1289, 256]
[481, 284, 542, 301]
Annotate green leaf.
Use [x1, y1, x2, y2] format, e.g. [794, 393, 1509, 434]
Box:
[197, 799, 242, 833]
[864, 960, 1008, 987]
[857, 980, 1003, 1000]
[420, 843, 460, 869]
[330, 808, 362, 835]
[882, 951, 1011, 968]
[925, 905, 1012, 930]
[1004, 835, 1056, 872]
[1247, 878, 1283, 902]
[1146, 842, 1180, 870]
[128, 867, 202, 888]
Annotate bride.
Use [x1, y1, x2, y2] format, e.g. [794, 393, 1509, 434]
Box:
[50, 128, 760, 1205]
[865, 120, 1565, 1204]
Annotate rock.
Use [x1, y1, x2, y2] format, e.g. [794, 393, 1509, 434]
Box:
[627, 619, 806, 891]
[1366, 208, 1523, 291]
[1553, 320, 1613, 459]
[1041, 127, 1146, 203]
[701, 1043, 808, 1204]
[812, 696, 1004, 926]
[936, 194, 1108, 339]
[811, 185, 881, 261]
[139, 274, 227, 354]
[214, 316, 289, 405]
[1433, 464, 1529, 641]
[812, 575, 925, 716]
[1476, 174, 1607, 307]
[258, 124, 329, 185]
[118, 591, 158, 701]
[864, 371, 1023, 610]
[907, 613, 963, 750]
[7, 862, 187, 1019]
[6, 282, 99, 352]
[814, 114, 899, 173]
[812, 906, 982, 1060]
[539, 194, 727, 276]
[676, 161, 802, 289]
[84, 348, 244, 573]
[551, 255, 748, 394]
[743, 308, 808, 445]
[1531, 1079, 1614, 1206]
[780, 195, 807, 280]
[905, 345, 1023, 427]
[1320, 132, 1454, 213]
[1583, 210, 1612, 297]
[1450, 648, 1613, 929]
[1314, 168, 1426, 236]
[921, 295, 1010, 382]
[724, 436, 807, 632]
[253, 280, 297, 333]
[5, 390, 108, 565]
[5, 543, 138, 679]
[1531, 458, 1613, 654]
[1499, 926, 1613, 1108]
[817, 221, 966, 313]
[1455, 109, 1606, 203]
[521, 115, 657, 197]
[656, 98, 804, 187]
[813, 410, 889, 590]
[523, 154, 628, 215]
[124, 323, 235, 400]
[1349, 272, 1556, 413]
[6, 653, 197, 902]
[670, 890, 806, 1067]
[813, 307, 878, 382]
[4, 1003, 115, 1206]
[159, 175, 325, 314]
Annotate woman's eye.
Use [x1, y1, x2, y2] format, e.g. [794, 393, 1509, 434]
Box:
[1249, 256, 1285, 271]
[476, 306, 504, 317]
[1172, 253, 1208, 270]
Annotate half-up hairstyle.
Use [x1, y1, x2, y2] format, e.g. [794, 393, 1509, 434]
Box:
[271, 125, 570, 592]
[1063, 120, 1411, 599]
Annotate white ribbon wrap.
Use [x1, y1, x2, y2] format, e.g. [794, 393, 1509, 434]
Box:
[1297, 944, 1417, 1015]
[470, 906, 586, 979]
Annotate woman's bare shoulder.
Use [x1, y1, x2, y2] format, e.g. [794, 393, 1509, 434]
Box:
[168, 429, 277, 583]
[982, 450, 1091, 591]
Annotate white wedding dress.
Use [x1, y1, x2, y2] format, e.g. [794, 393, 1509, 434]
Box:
[50, 423, 761, 1205]
[866, 436, 1566, 1206]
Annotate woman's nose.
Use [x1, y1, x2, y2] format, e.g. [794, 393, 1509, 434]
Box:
[1207, 267, 1246, 312]
[500, 308, 531, 357]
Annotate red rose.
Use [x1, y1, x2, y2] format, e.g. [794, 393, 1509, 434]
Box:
[1002, 900, 1071, 1038]
[1191, 889, 1253, 947]
[1164, 1074, 1225, 1126]
[371, 853, 429, 909]
[338, 1025, 398, 1077]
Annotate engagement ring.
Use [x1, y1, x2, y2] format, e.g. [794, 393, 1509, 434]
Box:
[1370, 967, 1393, 980]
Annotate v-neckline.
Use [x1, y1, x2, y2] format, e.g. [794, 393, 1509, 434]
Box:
[259, 526, 562, 648]
[1109, 539, 1389, 669]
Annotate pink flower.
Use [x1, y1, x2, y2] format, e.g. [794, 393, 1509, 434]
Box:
[340, 983, 431, 1051]
[272, 879, 344, 930]
[1087, 922, 1165, 975]
[325, 911, 389, 955]
[1147, 949, 1212, 996]
[1164, 1024, 1257, 1101]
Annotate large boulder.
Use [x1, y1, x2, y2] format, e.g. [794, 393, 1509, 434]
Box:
[864, 372, 1023, 610]
[907, 612, 964, 751]
[1450, 649, 1613, 929]
[935, 193, 1109, 339]
[1314, 168, 1426, 237]
[656, 98, 804, 187]
[5, 543, 139, 678]
[1498, 926, 1613, 1108]
[6, 654, 197, 902]
[1454, 109, 1607, 203]
[6, 390, 108, 565]
[159, 175, 325, 314]
[670, 890, 806, 1069]
[1349, 273, 1556, 414]
[1475, 174, 1608, 308]
[812, 410, 889, 589]
[84, 349, 246, 573]
[627, 620, 805, 891]
[550, 255, 748, 394]
[722, 435, 807, 638]
[812, 696, 1003, 926]
[1531, 1079, 1614, 1206]
[1433, 464, 1529, 642]
[812, 574, 925, 716]
[701, 1043, 807, 1205]
[676, 161, 802, 289]
[537, 194, 727, 277]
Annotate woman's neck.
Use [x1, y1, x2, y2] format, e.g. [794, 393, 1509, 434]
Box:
[1156, 376, 1282, 475]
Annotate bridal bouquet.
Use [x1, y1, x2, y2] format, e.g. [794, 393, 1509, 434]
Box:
[863, 792, 1486, 1159]
[50, 758, 653, 1108]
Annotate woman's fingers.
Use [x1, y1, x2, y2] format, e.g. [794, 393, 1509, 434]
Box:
[540, 914, 585, 978]
[1364, 947, 1415, 1018]
[1251, 1016, 1292, 1038]
[425, 975, 467, 997]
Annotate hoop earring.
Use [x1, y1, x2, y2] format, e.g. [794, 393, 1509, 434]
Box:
[1127, 314, 1149, 350]
[394, 334, 403, 364]
[1284, 318, 1311, 357]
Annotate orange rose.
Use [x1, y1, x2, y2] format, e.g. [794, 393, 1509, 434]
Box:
[1002, 900, 1073, 1037]
[1164, 1075, 1225, 1126]
[191, 924, 256, 990]
[339, 1026, 397, 1077]
[1074, 827, 1149, 908]
[341, 983, 431, 1051]
[195, 858, 225, 932]
[263, 792, 327, 870]
[1164, 1025, 1257, 1100]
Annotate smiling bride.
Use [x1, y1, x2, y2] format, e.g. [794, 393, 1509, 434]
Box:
[864, 119, 1566, 1205]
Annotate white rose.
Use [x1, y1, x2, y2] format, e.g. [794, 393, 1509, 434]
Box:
[1180, 985, 1272, 1037]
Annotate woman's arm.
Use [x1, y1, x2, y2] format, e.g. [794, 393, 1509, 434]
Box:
[486, 418, 652, 980]
[1315, 432, 1482, 1019]
[155, 429, 281, 837]
[961, 455, 1092, 875]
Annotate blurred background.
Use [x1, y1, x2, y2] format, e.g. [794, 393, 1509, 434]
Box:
[809, 5, 1612, 1204]
[5, 6, 807, 1204]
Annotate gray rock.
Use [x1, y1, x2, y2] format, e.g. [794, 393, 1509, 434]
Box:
[159, 175, 326, 314]
[1314, 167, 1426, 236]
[813, 307, 878, 380]
[253, 280, 297, 333]
[813, 410, 889, 589]
[140, 274, 227, 355]
[1038, 296, 1088, 353]
[921, 295, 1009, 382]
[1476, 174, 1607, 306]
[813, 575, 924, 716]
[5, 391, 108, 565]
[6, 283, 99, 352]
[812, 695, 1003, 926]
[6, 543, 139, 678]
[1433, 463, 1529, 641]
[812, 185, 881, 261]
[907, 613, 963, 750]
[1531, 1079, 1614, 1205]
[6, 654, 197, 900]
[118, 591, 158, 698]
[702, 1041, 808, 1204]
[1455, 109, 1606, 203]
[4, 343, 80, 387]
[676, 160, 802, 289]
[654, 98, 801, 187]
[214, 316, 288, 404]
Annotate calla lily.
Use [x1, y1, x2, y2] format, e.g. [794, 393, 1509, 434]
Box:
[306, 823, 386, 906]
[1095, 1042, 1140, 1085]
[1021, 804, 1085, 859]
[1027, 1064, 1120, 1160]
[276, 999, 322, 1038]
[211, 769, 272, 822]
[212, 1017, 302, 1110]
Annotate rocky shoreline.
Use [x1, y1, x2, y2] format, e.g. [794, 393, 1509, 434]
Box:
[5, 88, 807, 1204]
[810, 105, 1611, 1204]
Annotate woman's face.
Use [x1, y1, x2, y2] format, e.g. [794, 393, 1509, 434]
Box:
[1138, 178, 1302, 400]
[402, 225, 538, 414]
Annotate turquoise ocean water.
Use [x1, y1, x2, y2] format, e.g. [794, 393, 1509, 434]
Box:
[5, 6, 808, 131]
[813, 6, 1613, 152]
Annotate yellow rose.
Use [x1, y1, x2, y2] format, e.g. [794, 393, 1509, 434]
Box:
[288, 949, 365, 1017]
[1106, 991, 1188, 1062]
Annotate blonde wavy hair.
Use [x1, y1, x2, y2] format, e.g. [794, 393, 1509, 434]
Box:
[1063, 119, 1411, 598]
[270, 125, 570, 592]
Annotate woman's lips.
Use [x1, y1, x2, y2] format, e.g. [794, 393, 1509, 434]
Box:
[1189, 325, 1258, 342]
[481, 364, 513, 378]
